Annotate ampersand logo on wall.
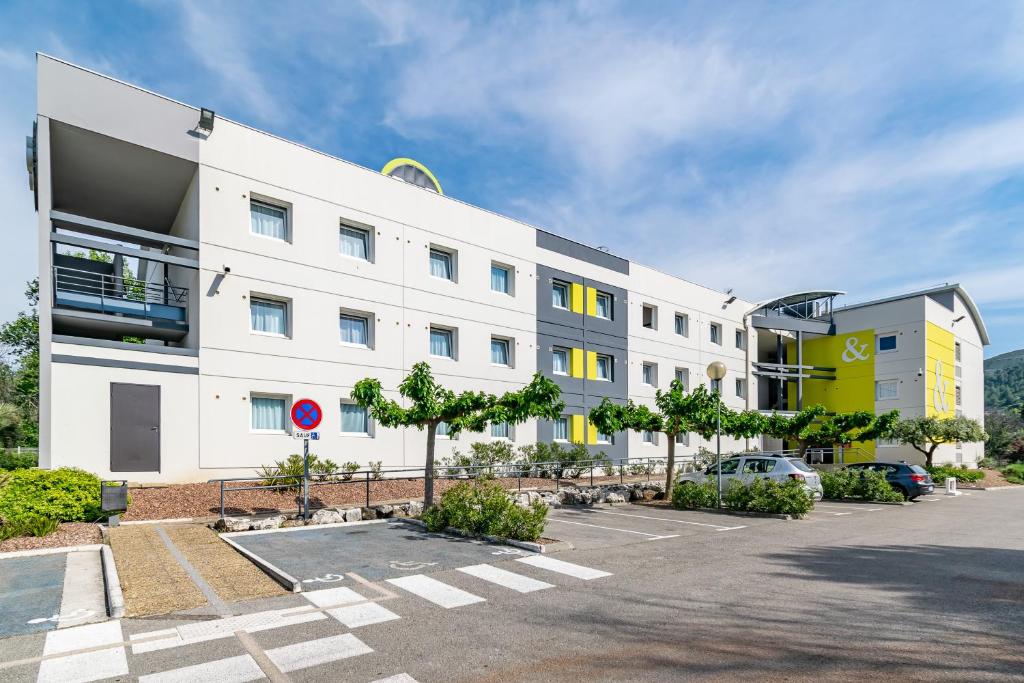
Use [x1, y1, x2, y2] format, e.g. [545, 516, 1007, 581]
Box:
[933, 359, 950, 414]
[841, 336, 870, 363]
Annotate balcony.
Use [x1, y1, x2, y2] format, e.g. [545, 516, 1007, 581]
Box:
[52, 264, 189, 341]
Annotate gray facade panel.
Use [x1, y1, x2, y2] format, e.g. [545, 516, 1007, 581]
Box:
[536, 230, 630, 274]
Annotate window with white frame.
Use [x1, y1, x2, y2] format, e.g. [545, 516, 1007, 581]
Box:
[955, 385, 962, 406]
[339, 312, 370, 347]
[675, 313, 689, 337]
[250, 199, 288, 241]
[340, 402, 370, 435]
[491, 263, 511, 295]
[595, 354, 612, 381]
[875, 379, 899, 400]
[642, 430, 656, 444]
[710, 377, 722, 393]
[735, 378, 746, 398]
[339, 223, 371, 261]
[642, 362, 657, 387]
[251, 395, 288, 432]
[642, 304, 657, 329]
[877, 437, 899, 448]
[552, 281, 569, 309]
[429, 247, 455, 281]
[595, 291, 612, 319]
[735, 329, 745, 350]
[553, 417, 569, 441]
[675, 432, 690, 446]
[596, 429, 614, 445]
[491, 422, 511, 439]
[955, 341, 962, 362]
[436, 421, 451, 438]
[491, 337, 511, 367]
[250, 296, 288, 336]
[955, 365, 962, 379]
[876, 333, 897, 353]
[430, 327, 454, 359]
[710, 323, 722, 345]
[552, 347, 569, 375]
[674, 367, 690, 392]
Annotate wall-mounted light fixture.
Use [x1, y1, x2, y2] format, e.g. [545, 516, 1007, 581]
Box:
[952, 315, 965, 324]
[198, 108, 216, 134]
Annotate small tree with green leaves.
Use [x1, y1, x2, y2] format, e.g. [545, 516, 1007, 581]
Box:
[590, 383, 765, 492]
[887, 415, 987, 467]
[763, 406, 900, 460]
[351, 362, 563, 506]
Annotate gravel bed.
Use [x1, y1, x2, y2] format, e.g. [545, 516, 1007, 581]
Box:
[123, 474, 657, 521]
[0, 522, 101, 553]
[978, 469, 1021, 488]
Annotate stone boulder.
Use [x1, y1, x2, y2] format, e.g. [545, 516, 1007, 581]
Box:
[310, 509, 346, 525]
[372, 504, 394, 518]
[213, 516, 252, 532]
[360, 507, 378, 521]
[341, 507, 362, 523]
[605, 493, 626, 504]
[407, 500, 424, 517]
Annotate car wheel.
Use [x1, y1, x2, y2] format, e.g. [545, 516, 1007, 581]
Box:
[891, 485, 909, 501]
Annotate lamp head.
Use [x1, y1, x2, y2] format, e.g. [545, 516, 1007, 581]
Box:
[706, 361, 727, 380]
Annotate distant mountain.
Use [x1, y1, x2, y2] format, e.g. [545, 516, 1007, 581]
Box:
[985, 349, 1024, 410]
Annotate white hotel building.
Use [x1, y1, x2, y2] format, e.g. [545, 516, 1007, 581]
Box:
[28, 56, 989, 483]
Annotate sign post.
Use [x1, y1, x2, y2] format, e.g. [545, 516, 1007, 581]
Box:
[290, 398, 323, 520]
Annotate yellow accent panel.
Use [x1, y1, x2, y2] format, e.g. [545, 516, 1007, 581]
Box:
[380, 157, 443, 194]
[786, 328, 877, 458]
[925, 322, 955, 418]
[586, 351, 597, 380]
[570, 283, 584, 314]
[570, 348, 584, 378]
[587, 419, 598, 445]
[585, 287, 597, 316]
[571, 415, 585, 444]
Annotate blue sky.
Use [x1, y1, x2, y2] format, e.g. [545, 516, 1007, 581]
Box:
[1, 1, 1022, 356]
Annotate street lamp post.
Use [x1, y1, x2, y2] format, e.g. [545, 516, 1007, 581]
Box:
[706, 361, 728, 507]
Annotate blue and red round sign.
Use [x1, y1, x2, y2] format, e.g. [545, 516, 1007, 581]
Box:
[290, 398, 323, 431]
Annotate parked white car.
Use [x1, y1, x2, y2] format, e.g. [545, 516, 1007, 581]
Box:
[677, 454, 823, 500]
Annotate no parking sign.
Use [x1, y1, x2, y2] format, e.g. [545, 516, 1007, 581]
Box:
[290, 398, 323, 431]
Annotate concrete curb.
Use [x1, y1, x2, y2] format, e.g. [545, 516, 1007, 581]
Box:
[397, 518, 572, 554]
[0, 542, 105, 558]
[99, 544, 125, 619]
[219, 534, 302, 593]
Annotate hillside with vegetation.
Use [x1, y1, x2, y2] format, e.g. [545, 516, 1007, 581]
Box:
[985, 349, 1024, 410]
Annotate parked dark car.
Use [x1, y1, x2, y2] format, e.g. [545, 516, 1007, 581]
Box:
[843, 462, 935, 500]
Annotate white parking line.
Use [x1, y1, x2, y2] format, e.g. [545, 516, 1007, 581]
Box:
[387, 575, 486, 608]
[547, 517, 681, 540]
[302, 586, 366, 608]
[457, 564, 555, 593]
[137, 654, 263, 683]
[38, 620, 129, 683]
[266, 633, 373, 672]
[515, 555, 612, 580]
[371, 675, 420, 683]
[327, 602, 400, 628]
[587, 509, 746, 531]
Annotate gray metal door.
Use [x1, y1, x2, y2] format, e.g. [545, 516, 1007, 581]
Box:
[110, 383, 160, 472]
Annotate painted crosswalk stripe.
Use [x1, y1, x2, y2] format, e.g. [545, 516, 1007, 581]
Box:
[456, 564, 554, 593]
[371, 675, 420, 683]
[137, 654, 264, 683]
[327, 601, 401, 628]
[130, 606, 325, 654]
[515, 555, 611, 580]
[38, 620, 129, 683]
[386, 575, 486, 608]
[266, 633, 373, 672]
[302, 585, 367, 608]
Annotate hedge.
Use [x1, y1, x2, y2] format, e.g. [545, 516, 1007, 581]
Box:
[820, 469, 904, 502]
[926, 465, 985, 484]
[672, 478, 815, 517]
[421, 480, 548, 542]
[0, 467, 104, 526]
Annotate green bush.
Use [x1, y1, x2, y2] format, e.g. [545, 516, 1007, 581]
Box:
[820, 470, 853, 499]
[421, 480, 548, 541]
[340, 462, 361, 481]
[723, 478, 815, 517]
[0, 468, 103, 525]
[1001, 463, 1024, 484]
[0, 451, 37, 470]
[257, 454, 341, 488]
[927, 465, 985, 484]
[671, 480, 719, 509]
[822, 469, 903, 502]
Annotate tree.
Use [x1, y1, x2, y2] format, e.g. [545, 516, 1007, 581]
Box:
[590, 382, 765, 492]
[352, 362, 564, 506]
[983, 409, 1024, 463]
[0, 280, 40, 446]
[763, 406, 900, 459]
[888, 416, 988, 467]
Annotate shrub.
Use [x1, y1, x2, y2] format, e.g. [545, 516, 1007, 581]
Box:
[725, 478, 815, 517]
[369, 461, 383, 480]
[0, 451, 37, 470]
[257, 454, 339, 488]
[927, 465, 985, 484]
[671, 480, 719, 510]
[422, 480, 548, 541]
[820, 470, 854, 499]
[0, 468, 103, 524]
[822, 469, 903, 502]
[340, 462, 361, 481]
[1002, 463, 1024, 485]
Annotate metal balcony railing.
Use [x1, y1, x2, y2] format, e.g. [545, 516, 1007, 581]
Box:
[52, 265, 188, 323]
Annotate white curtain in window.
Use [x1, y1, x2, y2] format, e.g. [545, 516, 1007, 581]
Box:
[596, 356, 610, 380]
[643, 365, 653, 385]
[491, 422, 509, 438]
[675, 315, 688, 336]
[430, 329, 452, 357]
[553, 350, 568, 374]
[340, 226, 368, 260]
[491, 339, 509, 365]
[341, 403, 368, 433]
[251, 299, 286, 335]
[491, 265, 508, 293]
[437, 422, 450, 437]
[642, 430, 654, 443]
[430, 250, 452, 279]
[340, 315, 368, 345]
[552, 285, 567, 308]
[252, 397, 285, 430]
[676, 432, 690, 445]
[553, 418, 568, 441]
[596, 295, 610, 318]
[251, 202, 286, 240]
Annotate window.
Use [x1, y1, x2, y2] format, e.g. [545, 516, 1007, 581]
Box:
[710, 377, 722, 394]
[340, 403, 370, 435]
[710, 323, 722, 345]
[436, 421, 451, 438]
[429, 248, 454, 281]
[675, 432, 690, 446]
[710, 459, 740, 475]
[430, 327, 454, 359]
[674, 367, 690, 392]
[491, 337, 511, 366]
[595, 292, 612, 319]
[642, 362, 657, 387]
[876, 333, 897, 353]
[552, 281, 569, 309]
[595, 354, 612, 381]
[339, 313, 369, 347]
[491, 422, 510, 439]
[955, 341, 962, 362]
[875, 379, 898, 400]
[491, 263, 511, 294]
[877, 437, 899, 448]
[955, 385, 962, 406]
[251, 395, 287, 432]
[735, 329, 745, 350]
[553, 417, 568, 442]
[674, 313, 689, 337]
[596, 430, 613, 445]
[735, 378, 746, 398]
[250, 297, 288, 336]
[339, 224, 370, 261]
[250, 200, 288, 241]
[742, 459, 776, 474]
[642, 430, 656, 444]
[642, 304, 657, 329]
[955, 365, 962, 379]
[552, 348, 569, 375]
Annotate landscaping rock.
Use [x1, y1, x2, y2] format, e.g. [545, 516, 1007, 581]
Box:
[372, 504, 395, 518]
[360, 507, 378, 521]
[213, 516, 252, 532]
[310, 509, 346, 525]
[605, 493, 626, 504]
[407, 501, 424, 517]
[342, 507, 362, 523]
[250, 515, 285, 530]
